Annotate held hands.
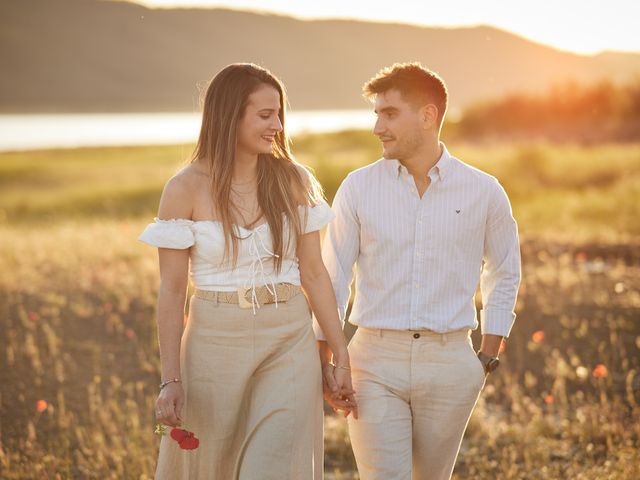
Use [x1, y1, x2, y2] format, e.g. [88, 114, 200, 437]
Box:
[322, 363, 358, 419]
[155, 382, 184, 427]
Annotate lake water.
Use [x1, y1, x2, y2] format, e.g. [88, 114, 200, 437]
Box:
[0, 110, 376, 152]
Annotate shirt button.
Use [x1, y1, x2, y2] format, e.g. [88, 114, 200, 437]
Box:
[413, 333, 420, 339]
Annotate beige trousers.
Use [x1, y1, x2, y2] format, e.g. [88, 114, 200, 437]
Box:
[347, 327, 485, 480]
[155, 292, 323, 480]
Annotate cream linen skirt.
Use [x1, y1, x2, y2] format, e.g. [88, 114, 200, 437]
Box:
[154, 291, 324, 479]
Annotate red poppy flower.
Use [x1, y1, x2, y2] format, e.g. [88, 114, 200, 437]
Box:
[179, 435, 200, 450]
[36, 399, 48, 412]
[532, 330, 545, 343]
[170, 428, 189, 442]
[592, 364, 608, 378]
[170, 427, 200, 449]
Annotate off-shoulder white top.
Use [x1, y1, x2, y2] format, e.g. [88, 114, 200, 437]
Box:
[139, 202, 334, 310]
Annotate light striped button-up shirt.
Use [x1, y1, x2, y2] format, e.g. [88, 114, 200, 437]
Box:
[314, 143, 521, 340]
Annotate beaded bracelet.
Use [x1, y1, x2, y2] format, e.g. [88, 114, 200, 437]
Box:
[159, 378, 181, 390]
[329, 362, 351, 371]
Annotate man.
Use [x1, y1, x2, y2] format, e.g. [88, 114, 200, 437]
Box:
[315, 63, 521, 480]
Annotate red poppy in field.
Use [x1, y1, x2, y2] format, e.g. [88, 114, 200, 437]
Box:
[36, 399, 48, 412]
[543, 394, 554, 405]
[28, 311, 39, 322]
[592, 364, 608, 378]
[532, 330, 545, 343]
[170, 428, 200, 450]
[125, 328, 136, 339]
[575, 251, 588, 263]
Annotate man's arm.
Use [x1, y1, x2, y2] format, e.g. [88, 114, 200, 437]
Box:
[479, 179, 521, 357]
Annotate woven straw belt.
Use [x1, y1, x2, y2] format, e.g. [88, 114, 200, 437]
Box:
[194, 283, 302, 309]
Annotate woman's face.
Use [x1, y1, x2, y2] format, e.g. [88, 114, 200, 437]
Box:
[236, 84, 283, 157]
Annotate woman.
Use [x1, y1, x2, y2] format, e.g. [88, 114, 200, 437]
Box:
[139, 63, 355, 479]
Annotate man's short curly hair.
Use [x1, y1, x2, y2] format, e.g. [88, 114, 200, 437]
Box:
[363, 62, 448, 126]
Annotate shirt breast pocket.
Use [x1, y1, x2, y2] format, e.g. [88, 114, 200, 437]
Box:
[433, 207, 485, 263]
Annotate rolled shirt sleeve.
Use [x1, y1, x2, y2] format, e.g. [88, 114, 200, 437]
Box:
[479, 180, 521, 337]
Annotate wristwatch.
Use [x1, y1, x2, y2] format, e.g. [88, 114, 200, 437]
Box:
[477, 351, 500, 374]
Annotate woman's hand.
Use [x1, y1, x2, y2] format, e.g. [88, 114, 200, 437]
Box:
[155, 382, 184, 427]
[333, 365, 358, 419]
[322, 363, 358, 419]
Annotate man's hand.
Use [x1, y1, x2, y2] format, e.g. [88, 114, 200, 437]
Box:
[478, 334, 504, 376]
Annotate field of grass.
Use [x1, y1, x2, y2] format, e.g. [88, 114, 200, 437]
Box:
[2, 133, 639, 239]
[1, 133, 639, 478]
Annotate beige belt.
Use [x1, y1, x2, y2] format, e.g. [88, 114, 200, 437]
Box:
[194, 283, 302, 309]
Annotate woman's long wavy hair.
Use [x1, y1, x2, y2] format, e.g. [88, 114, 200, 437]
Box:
[192, 63, 323, 272]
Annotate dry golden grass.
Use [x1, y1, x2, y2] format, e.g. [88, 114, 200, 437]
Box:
[1, 137, 639, 478]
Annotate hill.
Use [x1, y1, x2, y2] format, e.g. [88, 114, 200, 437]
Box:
[1, 0, 640, 112]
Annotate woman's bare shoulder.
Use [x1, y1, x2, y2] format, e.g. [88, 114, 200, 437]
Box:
[158, 163, 208, 219]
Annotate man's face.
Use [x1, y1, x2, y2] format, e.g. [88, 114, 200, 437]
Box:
[372, 89, 424, 161]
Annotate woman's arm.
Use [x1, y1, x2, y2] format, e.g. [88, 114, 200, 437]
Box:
[290, 163, 357, 415]
[154, 174, 193, 426]
[298, 230, 358, 417]
[298, 231, 348, 365]
[157, 249, 189, 385]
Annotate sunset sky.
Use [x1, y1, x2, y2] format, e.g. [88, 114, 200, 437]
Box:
[131, 0, 640, 55]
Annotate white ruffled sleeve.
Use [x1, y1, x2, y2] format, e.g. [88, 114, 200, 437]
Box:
[301, 201, 335, 234]
[138, 218, 195, 249]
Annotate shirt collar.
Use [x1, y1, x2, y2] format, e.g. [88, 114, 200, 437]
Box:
[433, 142, 453, 180]
[386, 142, 453, 182]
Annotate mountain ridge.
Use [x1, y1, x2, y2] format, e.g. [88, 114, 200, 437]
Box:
[1, 0, 639, 113]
